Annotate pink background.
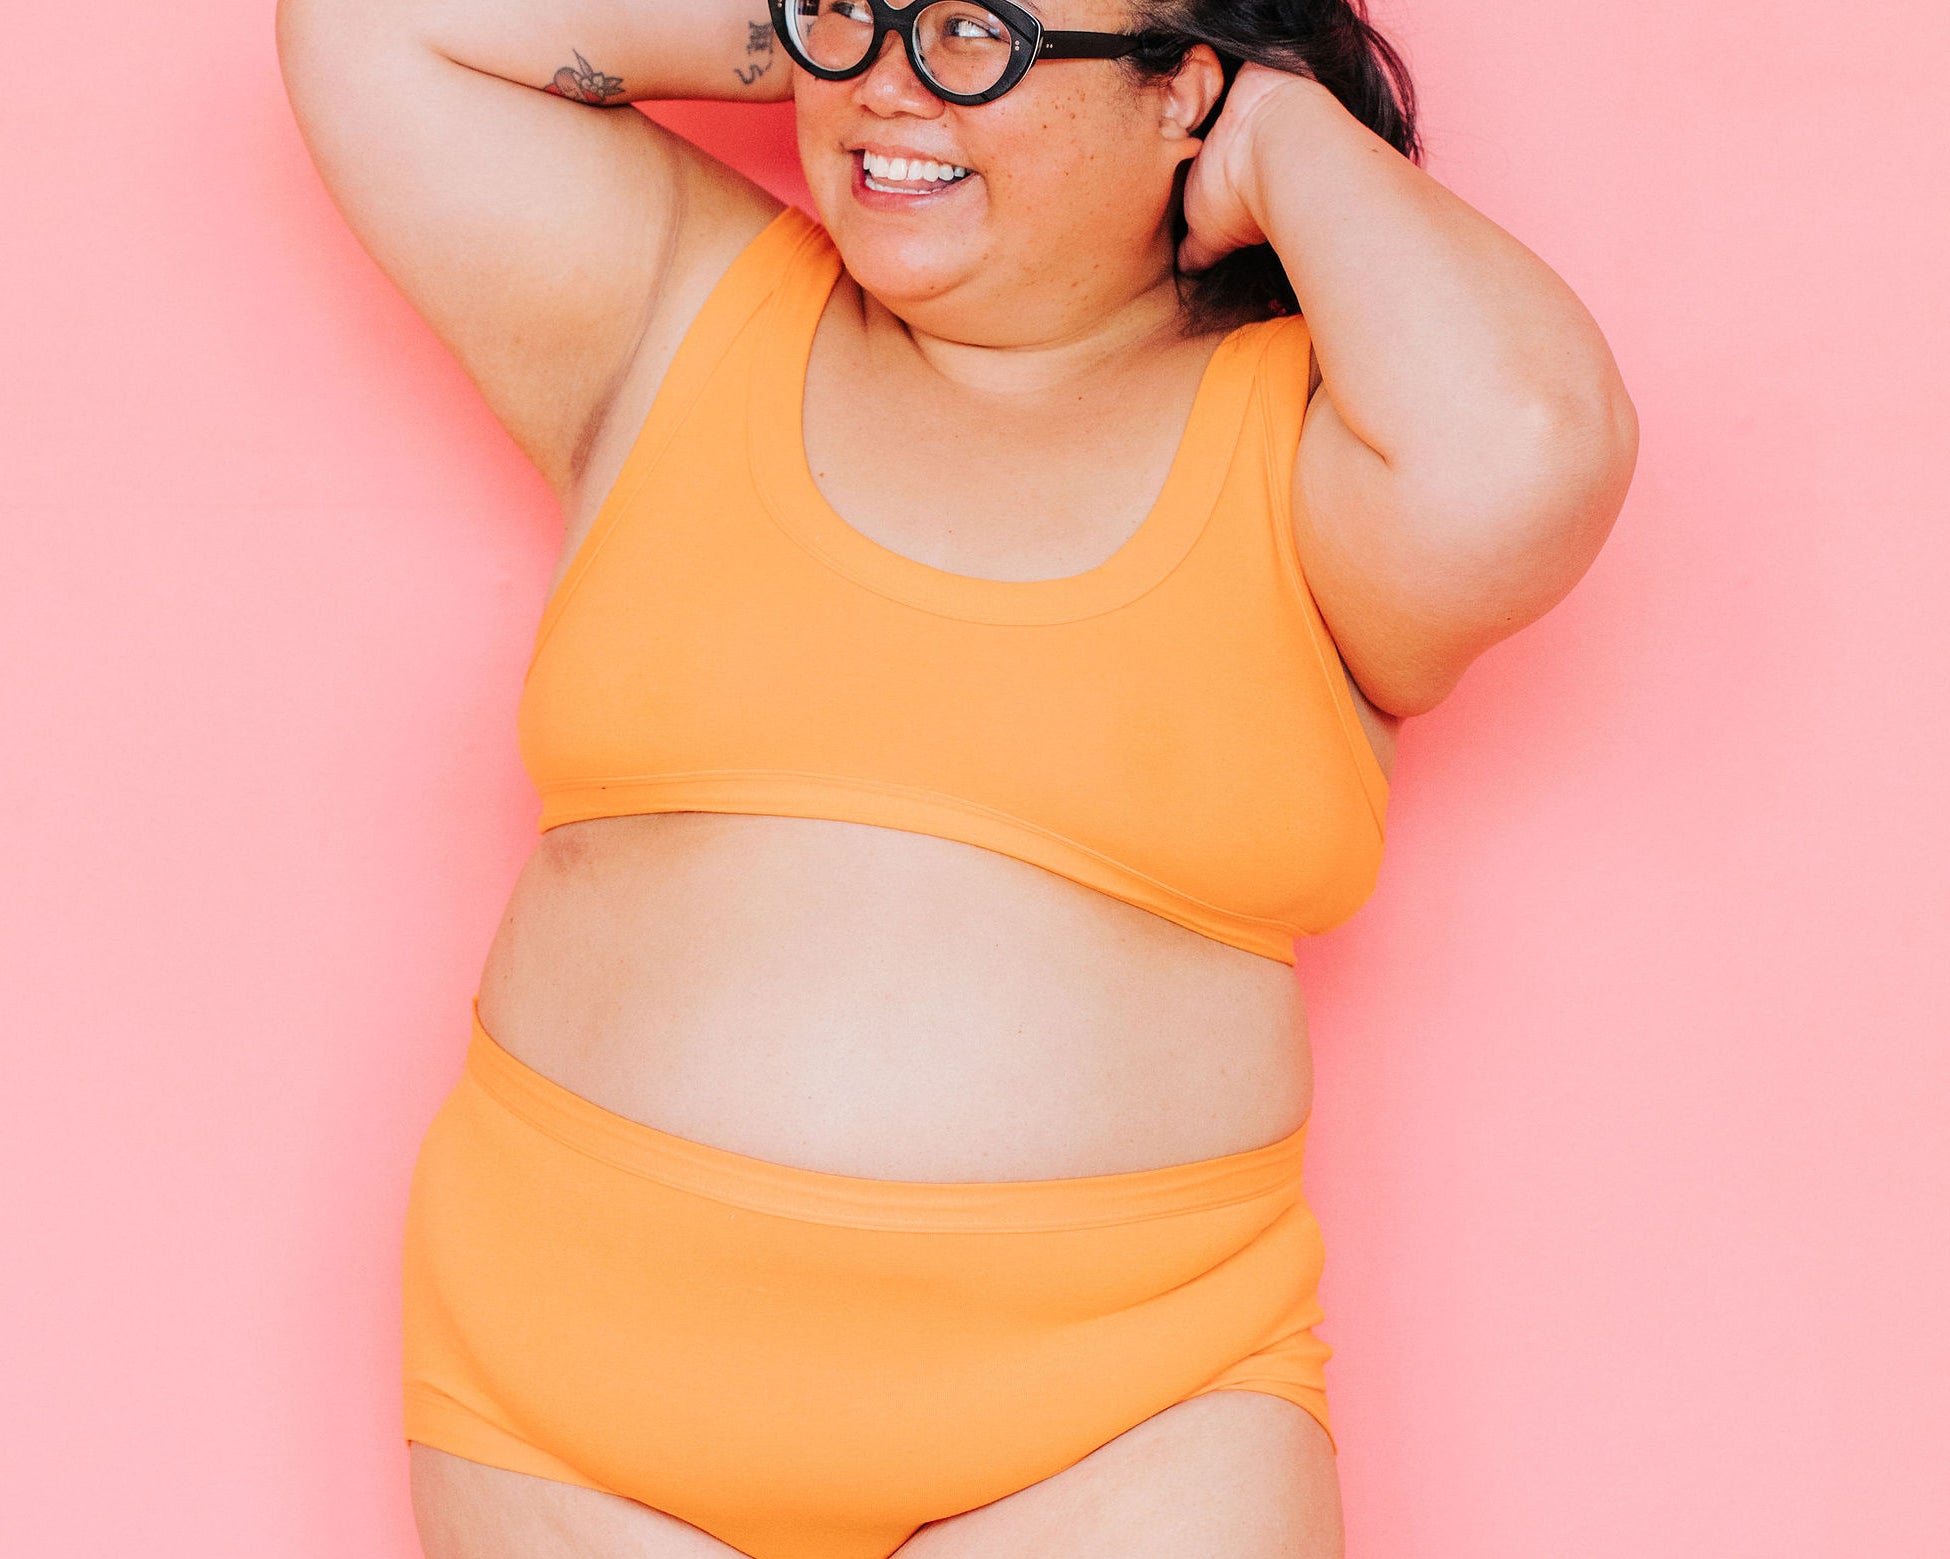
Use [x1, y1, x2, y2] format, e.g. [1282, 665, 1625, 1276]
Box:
[4, 1, 1945, 1553]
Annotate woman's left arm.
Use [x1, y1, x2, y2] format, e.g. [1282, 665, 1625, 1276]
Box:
[1184, 67, 1641, 717]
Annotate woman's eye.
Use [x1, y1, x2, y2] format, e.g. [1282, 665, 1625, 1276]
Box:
[945, 17, 1001, 39]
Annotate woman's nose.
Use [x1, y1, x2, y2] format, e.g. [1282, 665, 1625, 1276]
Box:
[852, 27, 946, 118]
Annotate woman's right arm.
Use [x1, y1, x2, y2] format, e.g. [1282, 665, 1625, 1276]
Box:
[276, 0, 791, 501]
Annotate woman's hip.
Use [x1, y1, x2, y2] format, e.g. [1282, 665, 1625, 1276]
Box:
[401, 1004, 1332, 1558]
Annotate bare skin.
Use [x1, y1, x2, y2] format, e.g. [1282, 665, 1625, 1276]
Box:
[277, 0, 1636, 1550]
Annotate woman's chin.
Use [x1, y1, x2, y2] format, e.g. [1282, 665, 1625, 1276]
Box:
[803, 171, 986, 305]
[825, 228, 988, 317]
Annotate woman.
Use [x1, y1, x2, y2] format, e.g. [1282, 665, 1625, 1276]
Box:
[278, 0, 1637, 1553]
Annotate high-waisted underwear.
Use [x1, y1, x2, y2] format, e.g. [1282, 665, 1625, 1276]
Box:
[402, 1001, 1334, 1559]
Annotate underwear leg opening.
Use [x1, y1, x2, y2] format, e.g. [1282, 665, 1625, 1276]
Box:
[405, 1384, 619, 1497]
[1180, 1381, 1338, 1456]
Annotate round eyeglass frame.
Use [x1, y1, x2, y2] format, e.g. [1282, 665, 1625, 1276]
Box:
[767, 0, 1146, 107]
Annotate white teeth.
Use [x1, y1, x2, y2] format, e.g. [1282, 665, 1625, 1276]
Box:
[861, 151, 971, 186]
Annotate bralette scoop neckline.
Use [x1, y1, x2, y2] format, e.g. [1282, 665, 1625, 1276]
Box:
[749, 231, 1272, 629]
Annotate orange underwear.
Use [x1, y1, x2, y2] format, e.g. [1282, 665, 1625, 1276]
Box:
[402, 1004, 1334, 1558]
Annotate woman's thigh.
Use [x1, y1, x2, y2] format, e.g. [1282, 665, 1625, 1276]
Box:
[410, 1445, 747, 1558]
[409, 1391, 1341, 1559]
[897, 1390, 1344, 1559]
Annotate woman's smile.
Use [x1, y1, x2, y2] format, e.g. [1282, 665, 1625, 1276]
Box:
[852, 145, 981, 203]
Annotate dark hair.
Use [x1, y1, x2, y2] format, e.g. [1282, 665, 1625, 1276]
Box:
[1126, 0, 1422, 329]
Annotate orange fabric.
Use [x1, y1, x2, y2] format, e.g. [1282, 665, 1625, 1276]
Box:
[517, 206, 1388, 964]
[404, 1003, 1334, 1558]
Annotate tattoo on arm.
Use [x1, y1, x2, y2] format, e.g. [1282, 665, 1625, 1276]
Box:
[544, 50, 627, 103]
[733, 19, 775, 86]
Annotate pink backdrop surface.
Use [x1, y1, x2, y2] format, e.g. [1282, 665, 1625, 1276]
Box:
[4, 2, 1945, 1554]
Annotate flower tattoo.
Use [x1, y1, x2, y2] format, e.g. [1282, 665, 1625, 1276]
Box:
[545, 50, 626, 104]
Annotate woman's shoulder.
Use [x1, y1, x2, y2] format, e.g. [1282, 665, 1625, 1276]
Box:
[557, 186, 805, 533]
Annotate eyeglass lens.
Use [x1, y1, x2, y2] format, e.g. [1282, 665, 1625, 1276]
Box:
[788, 0, 1020, 97]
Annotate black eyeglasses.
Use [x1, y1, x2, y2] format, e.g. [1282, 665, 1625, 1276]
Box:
[769, 0, 1145, 107]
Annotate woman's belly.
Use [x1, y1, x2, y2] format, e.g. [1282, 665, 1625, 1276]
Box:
[474, 811, 1313, 1182]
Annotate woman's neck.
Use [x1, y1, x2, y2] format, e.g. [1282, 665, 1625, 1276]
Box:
[857, 268, 1199, 404]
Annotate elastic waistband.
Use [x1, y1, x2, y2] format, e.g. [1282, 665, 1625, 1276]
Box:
[463, 999, 1307, 1233]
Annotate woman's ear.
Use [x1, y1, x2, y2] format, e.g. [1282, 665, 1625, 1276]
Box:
[1157, 44, 1227, 151]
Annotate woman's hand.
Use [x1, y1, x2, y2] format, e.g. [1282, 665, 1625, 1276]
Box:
[1179, 63, 1322, 274]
